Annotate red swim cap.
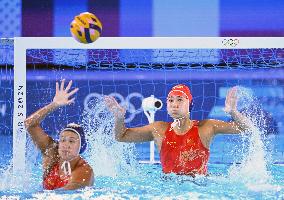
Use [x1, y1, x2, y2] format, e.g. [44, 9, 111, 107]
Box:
[168, 84, 192, 102]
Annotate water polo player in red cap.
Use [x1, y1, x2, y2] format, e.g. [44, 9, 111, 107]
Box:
[105, 84, 251, 176]
[25, 80, 94, 190]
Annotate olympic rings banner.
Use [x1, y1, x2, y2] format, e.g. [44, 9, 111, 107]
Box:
[84, 92, 144, 123]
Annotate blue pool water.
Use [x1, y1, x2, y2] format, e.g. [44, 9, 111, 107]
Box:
[0, 134, 284, 199]
[0, 164, 283, 199]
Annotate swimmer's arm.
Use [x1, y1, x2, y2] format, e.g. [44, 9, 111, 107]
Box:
[25, 80, 78, 152]
[104, 95, 155, 142]
[207, 119, 243, 135]
[63, 165, 94, 190]
[208, 112, 254, 135]
[213, 86, 254, 134]
[114, 116, 154, 142]
[24, 102, 59, 151]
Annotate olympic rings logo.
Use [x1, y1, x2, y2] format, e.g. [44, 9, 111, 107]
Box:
[222, 38, 240, 48]
[84, 92, 144, 123]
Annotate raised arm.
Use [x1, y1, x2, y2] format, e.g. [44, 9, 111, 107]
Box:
[104, 96, 154, 142]
[24, 80, 79, 152]
[212, 86, 255, 135]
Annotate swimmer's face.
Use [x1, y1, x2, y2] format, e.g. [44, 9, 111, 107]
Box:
[167, 95, 189, 118]
[58, 130, 80, 160]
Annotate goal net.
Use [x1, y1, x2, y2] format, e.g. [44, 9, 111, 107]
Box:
[7, 37, 284, 173]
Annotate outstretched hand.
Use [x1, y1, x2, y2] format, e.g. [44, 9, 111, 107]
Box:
[104, 96, 126, 118]
[53, 79, 79, 107]
[223, 86, 238, 114]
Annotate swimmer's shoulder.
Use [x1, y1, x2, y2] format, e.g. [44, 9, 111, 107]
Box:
[76, 158, 95, 180]
[77, 158, 93, 172]
[152, 121, 169, 128]
[198, 119, 216, 128]
[151, 121, 170, 134]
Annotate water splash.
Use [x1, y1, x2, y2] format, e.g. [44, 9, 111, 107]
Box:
[0, 134, 41, 192]
[228, 86, 272, 186]
[82, 96, 138, 178]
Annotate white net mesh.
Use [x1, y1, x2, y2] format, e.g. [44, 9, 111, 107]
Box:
[24, 48, 284, 163]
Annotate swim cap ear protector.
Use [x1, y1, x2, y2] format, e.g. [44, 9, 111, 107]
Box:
[61, 123, 87, 154]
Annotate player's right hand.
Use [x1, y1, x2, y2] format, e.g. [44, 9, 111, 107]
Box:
[104, 96, 126, 118]
[53, 79, 79, 107]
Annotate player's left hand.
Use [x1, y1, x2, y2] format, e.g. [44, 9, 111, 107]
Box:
[223, 86, 238, 114]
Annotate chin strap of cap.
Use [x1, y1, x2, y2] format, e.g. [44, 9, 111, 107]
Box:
[170, 116, 186, 131]
[60, 155, 79, 176]
[61, 161, 71, 176]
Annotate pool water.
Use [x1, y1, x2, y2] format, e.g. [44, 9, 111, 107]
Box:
[0, 132, 284, 199]
[1, 97, 284, 199]
[0, 163, 283, 199]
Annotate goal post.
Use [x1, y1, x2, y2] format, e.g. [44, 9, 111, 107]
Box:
[13, 37, 284, 173]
